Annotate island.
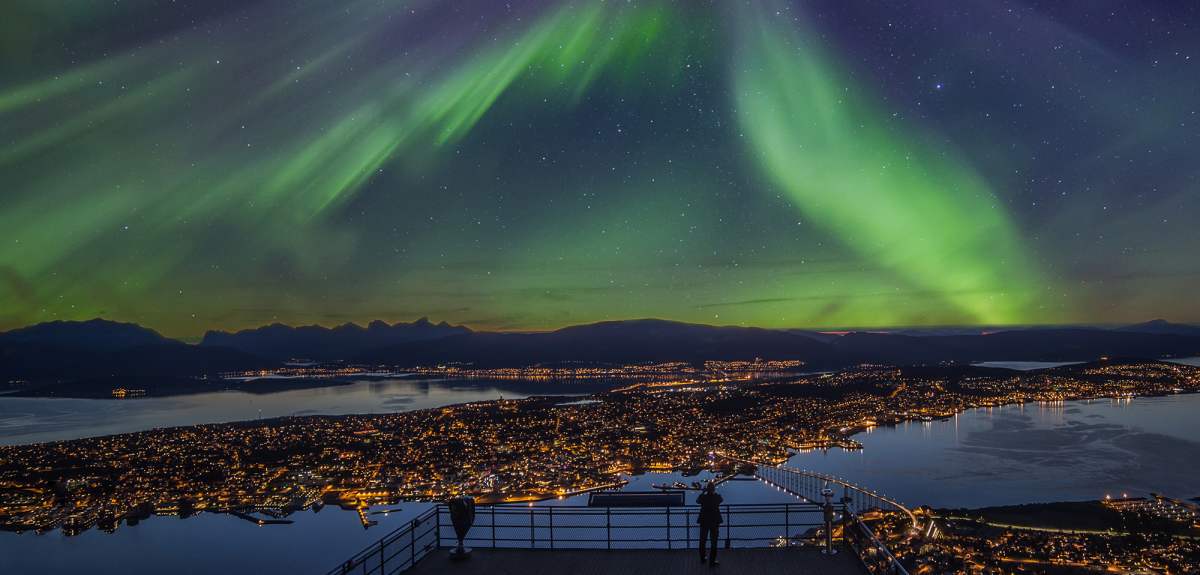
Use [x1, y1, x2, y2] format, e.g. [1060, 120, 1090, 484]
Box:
[1, 359, 1197, 537]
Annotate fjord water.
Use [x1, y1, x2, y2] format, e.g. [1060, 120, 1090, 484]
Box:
[0, 378, 606, 446]
[788, 393, 1200, 509]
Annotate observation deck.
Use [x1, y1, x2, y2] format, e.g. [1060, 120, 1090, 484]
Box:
[407, 547, 864, 575]
[330, 464, 914, 575]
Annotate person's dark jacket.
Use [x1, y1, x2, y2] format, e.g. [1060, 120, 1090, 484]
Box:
[696, 491, 724, 525]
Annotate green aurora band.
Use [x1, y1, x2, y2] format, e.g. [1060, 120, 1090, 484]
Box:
[0, 1, 700, 333]
[731, 3, 1041, 325]
[7, 0, 1194, 336]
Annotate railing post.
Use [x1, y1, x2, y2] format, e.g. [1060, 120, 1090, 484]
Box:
[378, 538, 384, 575]
[666, 506, 671, 550]
[549, 506, 555, 550]
[724, 504, 731, 549]
[606, 506, 612, 550]
[410, 518, 416, 567]
[686, 509, 691, 549]
[784, 504, 790, 545]
[491, 506, 496, 549]
[530, 507, 536, 548]
[435, 506, 441, 549]
[823, 497, 835, 555]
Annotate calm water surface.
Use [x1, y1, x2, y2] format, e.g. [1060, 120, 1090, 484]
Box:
[789, 393, 1200, 508]
[1167, 357, 1200, 367]
[971, 361, 1083, 371]
[0, 378, 609, 446]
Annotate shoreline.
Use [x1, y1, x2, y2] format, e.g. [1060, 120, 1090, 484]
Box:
[806, 387, 1200, 455]
[2, 365, 1198, 450]
[932, 498, 1200, 540]
[1, 367, 1196, 537]
[9, 356, 1196, 401]
[0, 371, 627, 401]
[0, 375, 381, 400]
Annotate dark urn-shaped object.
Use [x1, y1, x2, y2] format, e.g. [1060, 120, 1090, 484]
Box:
[448, 496, 476, 559]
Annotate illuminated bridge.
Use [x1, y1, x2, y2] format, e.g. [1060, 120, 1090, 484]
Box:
[329, 465, 915, 575]
[747, 461, 921, 530]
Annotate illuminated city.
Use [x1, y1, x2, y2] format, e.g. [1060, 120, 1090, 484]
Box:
[3, 361, 1196, 536]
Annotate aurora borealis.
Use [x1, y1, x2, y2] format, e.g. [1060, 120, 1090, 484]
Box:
[2, 0, 1198, 338]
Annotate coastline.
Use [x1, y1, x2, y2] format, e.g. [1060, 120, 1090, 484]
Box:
[3, 361, 1198, 449]
[1, 376, 378, 400]
[2, 381, 1197, 538]
[807, 387, 1200, 455]
[7, 356, 1196, 401]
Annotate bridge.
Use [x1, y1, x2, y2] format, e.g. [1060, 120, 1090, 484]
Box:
[749, 462, 921, 574]
[328, 464, 915, 575]
[746, 460, 921, 530]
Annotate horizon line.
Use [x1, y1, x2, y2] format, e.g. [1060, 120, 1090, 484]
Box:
[1, 315, 1192, 344]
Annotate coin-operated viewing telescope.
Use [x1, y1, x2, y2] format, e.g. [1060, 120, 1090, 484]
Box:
[448, 496, 476, 560]
[821, 485, 838, 555]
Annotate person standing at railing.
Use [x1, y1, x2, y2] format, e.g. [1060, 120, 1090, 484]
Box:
[696, 481, 723, 566]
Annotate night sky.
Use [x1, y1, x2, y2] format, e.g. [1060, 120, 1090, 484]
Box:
[2, 0, 1198, 338]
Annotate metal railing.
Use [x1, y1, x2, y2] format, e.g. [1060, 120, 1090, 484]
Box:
[844, 513, 912, 575]
[329, 502, 840, 575]
[750, 462, 918, 527]
[447, 502, 834, 550]
[750, 464, 913, 575]
[330, 507, 440, 575]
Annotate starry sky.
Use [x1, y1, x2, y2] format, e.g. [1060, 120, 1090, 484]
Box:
[2, 0, 1198, 338]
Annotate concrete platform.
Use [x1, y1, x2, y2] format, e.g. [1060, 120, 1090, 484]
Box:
[408, 547, 866, 575]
